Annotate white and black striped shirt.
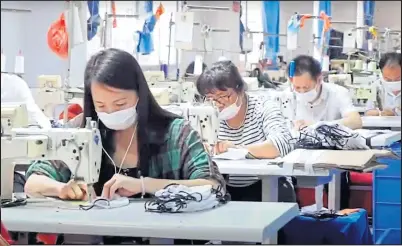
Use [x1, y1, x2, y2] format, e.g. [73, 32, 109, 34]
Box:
[218, 94, 293, 187]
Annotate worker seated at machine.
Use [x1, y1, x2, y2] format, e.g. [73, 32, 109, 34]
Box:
[365, 52, 401, 116]
[24, 48, 225, 204]
[1, 73, 51, 129]
[281, 55, 362, 130]
[196, 60, 296, 203]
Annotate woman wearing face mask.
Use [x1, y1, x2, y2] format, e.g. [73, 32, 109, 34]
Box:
[282, 55, 362, 130]
[196, 60, 296, 202]
[24, 48, 225, 203]
[366, 52, 401, 116]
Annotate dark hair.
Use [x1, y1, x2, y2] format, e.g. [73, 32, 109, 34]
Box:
[379, 52, 401, 71]
[184, 61, 207, 78]
[287, 55, 322, 80]
[82, 48, 179, 178]
[196, 60, 245, 96]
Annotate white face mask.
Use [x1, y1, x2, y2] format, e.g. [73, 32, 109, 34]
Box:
[382, 80, 401, 93]
[294, 87, 319, 103]
[97, 103, 138, 130]
[218, 95, 242, 120]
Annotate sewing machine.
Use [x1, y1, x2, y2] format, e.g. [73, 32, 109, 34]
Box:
[347, 84, 378, 107]
[1, 103, 29, 136]
[148, 81, 196, 103]
[328, 74, 353, 87]
[1, 105, 102, 202]
[31, 75, 84, 118]
[242, 77, 259, 91]
[150, 88, 170, 105]
[143, 71, 165, 83]
[162, 103, 219, 145]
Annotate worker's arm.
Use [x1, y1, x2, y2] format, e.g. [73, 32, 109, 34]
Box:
[24, 160, 71, 197]
[335, 86, 363, 130]
[244, 101, 293, 158]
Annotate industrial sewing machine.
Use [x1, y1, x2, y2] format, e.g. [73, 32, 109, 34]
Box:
[1, 103, 29, 135]
[148, 81, 197, 103]
[162, 103, 219, 145]
[143, 71, 165, 83]
[1, 104, 102, 202]
[150, 88, 171, 105]
[242, 77, 259, 91]
[31, 75, 84, 119]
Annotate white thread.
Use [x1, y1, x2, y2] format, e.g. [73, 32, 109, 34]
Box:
[103, 124, 138, 174]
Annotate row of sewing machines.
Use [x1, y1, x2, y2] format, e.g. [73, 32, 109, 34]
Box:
[30, 72, 260, 118]
[0, 100, 222, 203]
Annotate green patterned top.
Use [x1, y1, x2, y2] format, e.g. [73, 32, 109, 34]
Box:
[26, 118, 225, 188]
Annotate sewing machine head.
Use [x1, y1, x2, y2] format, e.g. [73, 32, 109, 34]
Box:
[163, 103, 219, 145]
[347, 84, 378, 107]
[149, 81, 196, 103]
[328, 74, 353, 87]
[242, 77, 259, 91]
[1, 103, 29, 136]
[1, 114, 102, 201]
[143, 71, 165, 83]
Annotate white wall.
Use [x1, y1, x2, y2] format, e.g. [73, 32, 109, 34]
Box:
[1, 1, 87, 87]
[2, 1, 401, 83]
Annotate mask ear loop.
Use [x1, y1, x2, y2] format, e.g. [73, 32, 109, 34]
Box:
[79, 198, 110, 211]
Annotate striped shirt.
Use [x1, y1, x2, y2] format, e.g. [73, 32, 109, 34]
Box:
[218, 94, 293, 187]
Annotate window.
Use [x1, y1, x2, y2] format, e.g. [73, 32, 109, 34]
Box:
[87, 1, 177, 66]
[240, 1, 263, 65]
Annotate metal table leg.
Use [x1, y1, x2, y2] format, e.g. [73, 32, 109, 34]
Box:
[261, 176, 279, 244]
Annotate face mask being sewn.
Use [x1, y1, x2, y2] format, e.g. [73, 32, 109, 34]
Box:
[97, 102, 138, 130]
[79, 196, 130, 210]
[218, 95, 242, 120]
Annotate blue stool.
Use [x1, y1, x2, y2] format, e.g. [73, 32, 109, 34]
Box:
[280, 209, 373, 244]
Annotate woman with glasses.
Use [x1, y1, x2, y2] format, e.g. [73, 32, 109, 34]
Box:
[196, 60, 296, 202]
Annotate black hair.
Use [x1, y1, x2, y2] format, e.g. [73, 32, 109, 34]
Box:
[195, 60, 245, 96]
[287, 55, 322, 80]
[379, 52, 401, 71]
[184, 61, 207, 78]
[82, 48, 179, 180]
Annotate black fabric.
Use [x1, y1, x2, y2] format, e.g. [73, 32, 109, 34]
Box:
[324, 171, 351, 210]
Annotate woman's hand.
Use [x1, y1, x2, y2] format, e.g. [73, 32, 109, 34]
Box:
[58, 180, 87, 200]
[293, 120, 313, 131]
[381, 108, 396, 116]
[214, 141, 236, 155]
[102, 174, 142, 199]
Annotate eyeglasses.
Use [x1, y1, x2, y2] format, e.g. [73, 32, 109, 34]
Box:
[203, 93, 232, 104]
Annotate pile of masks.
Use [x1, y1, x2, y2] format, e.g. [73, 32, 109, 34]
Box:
[145, 184, 229, 213]
[293, 122, 369, 150]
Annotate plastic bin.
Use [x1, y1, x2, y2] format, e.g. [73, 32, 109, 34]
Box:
[375, 228, 401, 245]
[373, 142, 401, 243]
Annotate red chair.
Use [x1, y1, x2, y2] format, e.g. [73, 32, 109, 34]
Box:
[349, 172, 373, 216]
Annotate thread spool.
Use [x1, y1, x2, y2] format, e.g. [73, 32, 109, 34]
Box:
[362, 62, 368, 71]
[368, 61, 377, 72]
[353, 60, 363, 70]
[14, 50, 24, 74]
[344, 63, 350, 73]
[1, 49, 6, 72]
[321, 56, 330, 72]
